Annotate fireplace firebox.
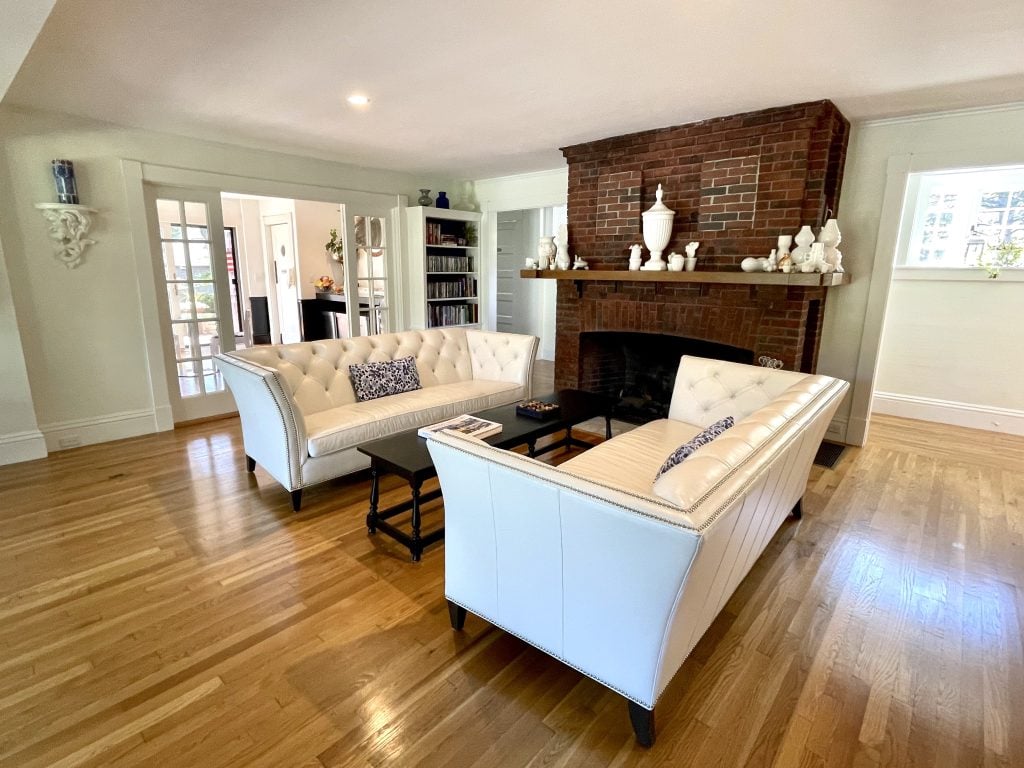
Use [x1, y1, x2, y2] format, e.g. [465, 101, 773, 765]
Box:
[580, 332, 753, 424]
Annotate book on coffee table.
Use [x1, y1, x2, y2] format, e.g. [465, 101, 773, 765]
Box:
[418, 414, 503, 440]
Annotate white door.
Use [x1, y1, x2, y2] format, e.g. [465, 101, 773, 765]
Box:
[496, 212, 525, 333]
[145, 185, 237, 422]
[265, 215, 302, 344]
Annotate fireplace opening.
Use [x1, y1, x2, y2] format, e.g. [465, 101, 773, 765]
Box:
[580, 332, 754, 424]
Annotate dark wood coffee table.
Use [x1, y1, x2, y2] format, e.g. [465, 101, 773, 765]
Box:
[356, 389, 612, 561]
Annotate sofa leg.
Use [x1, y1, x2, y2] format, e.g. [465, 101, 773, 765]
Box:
[448, 600, 467, 631]
[791, 498, 803, 520]
[291, 489, 303, 512]
[245, 455, 256, 472]
[628, 701, 655, 747]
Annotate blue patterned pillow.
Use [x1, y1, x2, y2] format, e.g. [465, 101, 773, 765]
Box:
[655, 416, 735, 479]
[349, 356, 422, 402]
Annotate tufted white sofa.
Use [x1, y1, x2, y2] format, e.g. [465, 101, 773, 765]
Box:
[216, 328, 537, 509]
[426, 355, 848, 746]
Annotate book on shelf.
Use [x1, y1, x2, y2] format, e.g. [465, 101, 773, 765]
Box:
[417, 414, 503, 440]
[426, 253, 473, 272]
[428, 302, 478, 327]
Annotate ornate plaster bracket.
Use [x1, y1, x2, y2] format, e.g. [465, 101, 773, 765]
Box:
[34, 203, 98, 269]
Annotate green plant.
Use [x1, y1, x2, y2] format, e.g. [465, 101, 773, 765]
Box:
[325, 228, 344, 262]
[464, 223, 478, 246]
[976, 241, 1022, 278]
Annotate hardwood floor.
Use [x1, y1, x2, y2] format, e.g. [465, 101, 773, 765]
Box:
[0, 414, 1021, 767]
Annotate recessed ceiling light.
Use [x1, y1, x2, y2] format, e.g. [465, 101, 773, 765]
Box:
[347, 94, 370, 107]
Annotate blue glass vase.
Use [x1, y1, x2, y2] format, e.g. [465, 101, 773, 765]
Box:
[435, 191, 450, 209]
[51, 159, 79, 204]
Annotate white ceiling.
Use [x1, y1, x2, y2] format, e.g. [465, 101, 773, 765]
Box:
[6, 0, 1024, 179]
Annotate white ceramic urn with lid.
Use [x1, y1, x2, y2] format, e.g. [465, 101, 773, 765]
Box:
[640, 184, 675, 271]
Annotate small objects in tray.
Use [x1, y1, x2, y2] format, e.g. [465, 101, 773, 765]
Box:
[516, 399, 561, 420]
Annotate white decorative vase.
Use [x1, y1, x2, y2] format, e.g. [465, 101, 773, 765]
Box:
[668, 252, 684, 271]
[818, 218, 844, 273]
[640, 184, 674, 271]
[537, 236, 555, 270]
[776, 234, 792, 260]
[792, 225, 815, 264]
[553, 225, 571, 270]
[683, 256, 697, 272]
[741, 257, 761, 272]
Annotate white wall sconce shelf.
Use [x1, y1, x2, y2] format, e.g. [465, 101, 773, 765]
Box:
[34, 203, 98, 269]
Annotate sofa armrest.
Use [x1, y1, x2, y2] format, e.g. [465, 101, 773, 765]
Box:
[215, 353, 307, 491]
[426, 430, 699, 708]
[466, 330, 538, 398]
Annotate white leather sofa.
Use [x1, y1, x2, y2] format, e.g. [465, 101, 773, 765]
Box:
[426, 356, 848, 746]
[216, 328, 537, 510]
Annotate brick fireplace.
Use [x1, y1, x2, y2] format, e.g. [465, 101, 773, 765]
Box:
[553, 100, 850, 393]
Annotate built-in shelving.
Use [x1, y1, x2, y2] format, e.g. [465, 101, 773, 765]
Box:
[406, 206, 482, 329]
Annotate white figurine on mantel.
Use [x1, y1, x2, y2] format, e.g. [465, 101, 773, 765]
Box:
[628, 243, 643, 271]
[766, 248, 778, 272]
[554, 225, 571, 270]
[572, 255, 589, 270]
[818, 218, 844, 273]
[683, 241, 699, 272]
[792, 225, 815, 265]
[802, 242, 825, 273]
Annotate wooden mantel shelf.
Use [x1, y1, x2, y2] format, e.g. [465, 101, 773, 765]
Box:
[519, 268, 849, 287]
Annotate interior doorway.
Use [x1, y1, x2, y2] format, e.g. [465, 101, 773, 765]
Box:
[493, 205, 562, 360]
[144, 184, 238, 422]
[265, 214, 302, 344]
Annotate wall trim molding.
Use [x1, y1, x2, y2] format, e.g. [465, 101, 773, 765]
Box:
[858, 101, 1024, 128]
[0, 429, 48, 465]
[872, 392, 1024, 437]
[39, 408, 160, 452]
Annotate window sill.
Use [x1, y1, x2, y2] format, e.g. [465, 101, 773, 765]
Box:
[893, 267, 1024, 282]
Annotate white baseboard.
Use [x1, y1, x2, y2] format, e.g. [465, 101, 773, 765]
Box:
[825, 416, 849, 445]
[0, 429, 48, 465]
[39, 408, 160, 452]
[872, 392, 1024, 437]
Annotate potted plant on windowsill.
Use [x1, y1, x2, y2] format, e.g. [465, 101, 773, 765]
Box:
[976, 241, 1022, 278]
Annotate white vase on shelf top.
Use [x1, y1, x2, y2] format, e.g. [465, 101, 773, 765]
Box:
[791, 225, 815, 265]
[640, 184, 674, 271]
[537, 236, 555, 269]
[554, 224, 571, 270]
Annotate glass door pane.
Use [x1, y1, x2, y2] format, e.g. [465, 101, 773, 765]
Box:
[352, 214, 390, 334]
[156, 197, 224, 398]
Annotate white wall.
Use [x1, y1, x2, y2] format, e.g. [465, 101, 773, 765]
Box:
[872, 272, 1024, 434]
[0, 104, 458, 458]
[474, 168, 568, 335]
[0, 233, 46, 463]
[822, 103, 1024, 444]
[293, 200, 344, 299]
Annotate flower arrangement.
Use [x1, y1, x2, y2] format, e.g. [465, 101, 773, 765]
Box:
[325, 228, 344, 263]
[313, 275, 335, 292]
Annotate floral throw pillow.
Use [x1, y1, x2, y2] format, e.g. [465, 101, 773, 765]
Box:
[349, 356, 422, 402]
[655, 416, 735, 479]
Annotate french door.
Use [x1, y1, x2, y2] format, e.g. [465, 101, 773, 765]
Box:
[144, 185, 238, 422]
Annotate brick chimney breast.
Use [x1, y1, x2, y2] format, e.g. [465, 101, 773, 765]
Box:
[554, 100, 849, 391]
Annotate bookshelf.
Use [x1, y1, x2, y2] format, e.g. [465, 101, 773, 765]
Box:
[405, 206, 482, 329]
